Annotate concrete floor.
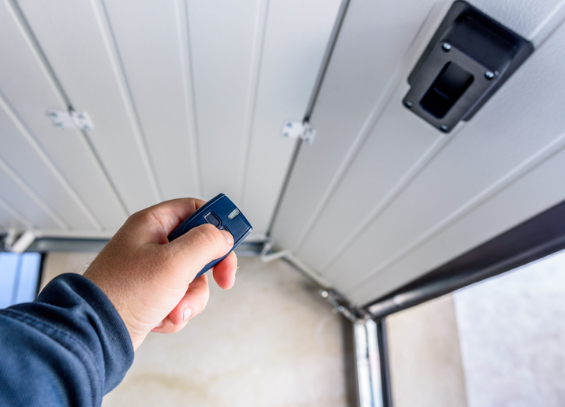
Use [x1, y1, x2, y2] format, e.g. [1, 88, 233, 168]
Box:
[42, 254, 348, 407]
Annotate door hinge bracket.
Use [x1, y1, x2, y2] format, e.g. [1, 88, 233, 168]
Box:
[281, 120, 316, 144]
[47, 109, 94, 130]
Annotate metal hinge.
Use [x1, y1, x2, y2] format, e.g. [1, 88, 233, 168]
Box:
[319, 288, 371, 323]
[47, 110, 94, 130]
[281, 120, 317, 144]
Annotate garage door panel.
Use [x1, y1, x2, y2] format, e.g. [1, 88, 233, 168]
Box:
[325, 21, 565, 294]
[0, 0, 127, 231]
[349, 137, 565, 304]
[272, 0, 451, 252]
[101, 0, 200, 202]
[239, 0, 342, 236]
[19, 0, 161, 213]
[296, 83, 442, 270]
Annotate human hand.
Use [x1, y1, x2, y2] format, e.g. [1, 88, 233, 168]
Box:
[83, 198, 237, 350]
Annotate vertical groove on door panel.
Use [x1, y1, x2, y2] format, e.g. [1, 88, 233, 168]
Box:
[186, 0, 259, 199]
[319, 130, 459, 272]
[239, 0, 270, 205]
[0, 158, 68, 230]
[348, 130, 565, 295]
[471, 0, 565, 45]
[5, 0, 130, 221]
[5, 0, 71, 109]
[93, 0, 162, 202]
[0, 198, 33, 229]
[530, 0, 565, 46]
[79, 130, 131, 217]
[240, 0, 343, 236]
[303, 0, 351, 121]
[290, 2, 444, 253]
[0, 91, 103, 231]
[179, 0, 202, 198]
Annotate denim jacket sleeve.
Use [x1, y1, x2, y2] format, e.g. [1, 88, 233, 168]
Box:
[0, 273, 134, 407]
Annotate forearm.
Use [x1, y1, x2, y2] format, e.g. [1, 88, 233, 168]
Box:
[0, 274, 134, 407]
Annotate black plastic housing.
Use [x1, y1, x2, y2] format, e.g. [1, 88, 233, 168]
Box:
[403, 1, 534, 133]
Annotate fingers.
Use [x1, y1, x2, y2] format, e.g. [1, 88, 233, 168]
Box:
[167, 224, 234, 282]
[147, 198, 206, 235]
[152, 274, 210, 334]
[212, 251, 238, 289]
[126, 198, 206, 243]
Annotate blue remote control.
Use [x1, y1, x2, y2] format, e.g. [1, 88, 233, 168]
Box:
[168, 193, 253, 279]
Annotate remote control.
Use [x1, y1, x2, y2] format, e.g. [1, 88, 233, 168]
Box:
[168, 193, 253, 279]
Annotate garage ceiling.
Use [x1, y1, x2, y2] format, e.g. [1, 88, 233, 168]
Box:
[0, 0, 341, 238]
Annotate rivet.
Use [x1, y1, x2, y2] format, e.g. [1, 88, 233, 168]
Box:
[485, 71, 495, 80]
[442, 43, 452, 52]
[404, 101, 413, 108]
[283, 132, 289, 137]
[440, 125, 448, 132]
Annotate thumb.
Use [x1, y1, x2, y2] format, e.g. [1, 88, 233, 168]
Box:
[167, 224, 234, 281]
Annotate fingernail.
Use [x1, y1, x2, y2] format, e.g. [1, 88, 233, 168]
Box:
[183, 308, 193, 322]
[221, 230, 234, 245]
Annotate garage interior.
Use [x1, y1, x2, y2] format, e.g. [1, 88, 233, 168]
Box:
[2, 0, 565, 406]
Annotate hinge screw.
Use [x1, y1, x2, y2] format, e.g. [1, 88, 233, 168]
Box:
[442, 43, 452, 52]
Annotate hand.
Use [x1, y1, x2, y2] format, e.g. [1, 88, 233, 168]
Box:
[83, 198, 237, 350]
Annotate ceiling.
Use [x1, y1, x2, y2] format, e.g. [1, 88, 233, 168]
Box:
[272, 0, 565, 304]
[2, 0, 565, 305]
[0, 0, 341, 239]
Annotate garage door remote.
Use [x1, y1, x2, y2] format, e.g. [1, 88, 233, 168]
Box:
[168, 193, 253, 279]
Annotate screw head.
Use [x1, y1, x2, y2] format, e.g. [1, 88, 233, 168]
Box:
[57, 123, 64, 129]
[49, 112, 57, 118]
[442, 43, 452, 52]
[404, 100, 413, 108]
[485, 71, 495, 80]
[286, 122, 292, 127]
[283, 132, 289, 137]
[440, 125, 448, 132]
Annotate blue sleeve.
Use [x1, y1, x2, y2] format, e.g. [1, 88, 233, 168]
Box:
[0, 273, 134, 407]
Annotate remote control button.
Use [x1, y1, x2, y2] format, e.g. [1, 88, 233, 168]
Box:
[204, 212, 221, 227]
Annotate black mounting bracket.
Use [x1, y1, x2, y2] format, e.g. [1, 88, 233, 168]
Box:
[403, 1, 534, 133]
